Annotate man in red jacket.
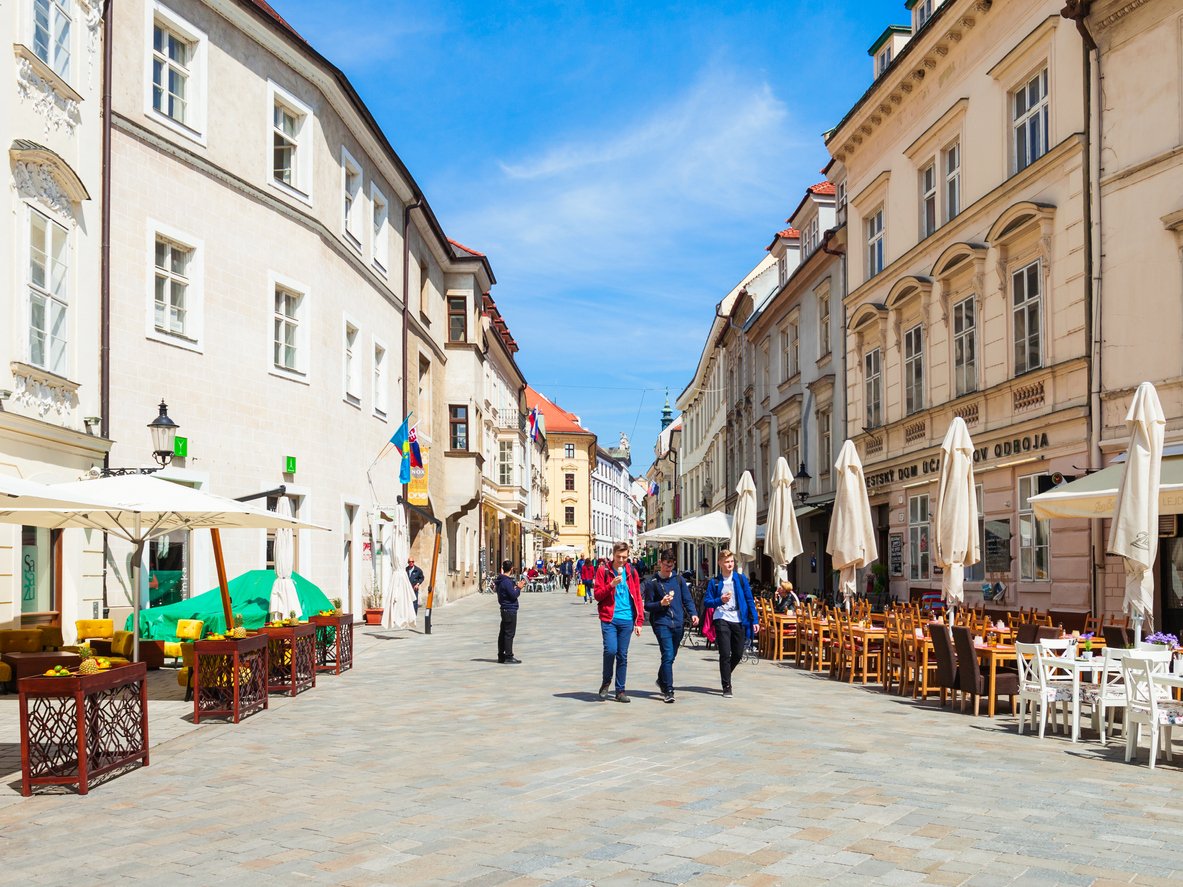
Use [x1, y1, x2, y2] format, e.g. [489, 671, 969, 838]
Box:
[594, 542, 644, 702]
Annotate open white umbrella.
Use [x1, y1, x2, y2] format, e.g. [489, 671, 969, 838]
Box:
[1108, 381, 1166, 641]
[0, 474, 324, 658]
[382, 503, 418, 629]
[934, 417, 979, 616]
[730, 471, 757, 572]
[639, 510, 733, 544]
[269, 496, 301, 618]
[764, 457, 803, 583]
[0, 474, 109, 509]
[827, 441, 877, 610]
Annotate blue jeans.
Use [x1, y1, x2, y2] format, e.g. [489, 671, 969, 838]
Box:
[601, 621, 633, 691]
[653, 623, 684, 693]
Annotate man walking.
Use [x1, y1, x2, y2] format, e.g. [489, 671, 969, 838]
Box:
[580, 556, 596, 604]
[643, 549, 698, 703]
[594, 542, 643, 702]
[560, 556, 573, 593]
[406, 558, 424, 614]
[495, 559, 524, 664]
[703, 550, 758, 697]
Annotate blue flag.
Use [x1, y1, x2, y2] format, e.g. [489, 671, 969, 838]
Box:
[390, 417, 412, 483]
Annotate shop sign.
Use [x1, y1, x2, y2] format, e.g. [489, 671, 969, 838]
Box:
[285, 455, 297, 474]
[889, 534, 903, 577]
[173, 436, 188, 458]
[408, 446, 429, 506]
[865, 432, 1051, 489]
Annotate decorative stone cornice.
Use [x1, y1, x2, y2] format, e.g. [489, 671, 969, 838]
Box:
[10, 361, 80, 419]
[1097, 0, 1152, 30]
[13, 45, 82, 136]
[12, 160, 77, 222]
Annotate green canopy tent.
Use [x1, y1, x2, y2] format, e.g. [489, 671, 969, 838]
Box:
[126, 569, 334, 641]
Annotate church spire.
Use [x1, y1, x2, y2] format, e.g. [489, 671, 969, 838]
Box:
[660, 388, 673, 430]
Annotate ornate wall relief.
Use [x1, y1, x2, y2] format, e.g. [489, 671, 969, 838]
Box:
[10, 362, 80, 418]
[15, 54, 82, 136]
[12, 161, 76, 224]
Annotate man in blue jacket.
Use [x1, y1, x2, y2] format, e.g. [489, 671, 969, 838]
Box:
[703, 549, 758, 697]
[643, 549, 699, 703]
[495, 559, 524, 664]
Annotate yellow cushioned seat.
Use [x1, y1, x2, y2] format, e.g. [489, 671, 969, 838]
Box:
[75, 619, 114, 643]
[36, 626, 64, 651]
[0, 630, 44, 654]
[0, 661, 12, 686]
[163, 619, 205, 661]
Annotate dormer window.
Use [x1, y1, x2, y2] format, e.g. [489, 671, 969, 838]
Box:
[875, 45, 893, 77]
[912, 0, 934, 30]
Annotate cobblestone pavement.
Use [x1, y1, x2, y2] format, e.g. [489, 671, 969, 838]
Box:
[2, 592, 1183, 886]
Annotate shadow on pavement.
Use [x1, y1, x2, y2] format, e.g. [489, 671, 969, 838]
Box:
[553, 691, 606, 703]
[469, 658, 502, 664]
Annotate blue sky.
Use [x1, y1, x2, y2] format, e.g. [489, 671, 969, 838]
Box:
[277, 0, 905, 472]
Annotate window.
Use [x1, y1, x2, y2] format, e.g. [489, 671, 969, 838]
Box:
[341, 148, 363, 247]
[447, 297, 467, 343]
[875, 44, 893, 78]
[786, 318, 799, 377]
[777, 254, 787, 285]
[806, 216, 820, 256]
[904, 325, 924, 415]
[343, 320, 360, 403]
[1012, 260, 1042, 374]
[564, 443, 575, 459]
[373, 341, 387, 416]
[564, 472, 575, 491]
[909, 494, 930, 580]
[1012, 68, 1049, 173]
[272, 283, 303, 375]
[449, 405, 468, 450]
[27, 208, 68, 376]
[865, 348, 882, 428]
[785, 424, 800, 475]
[965, 483, 985, 584]
[371, 186, 388, 271]
[33, 0, 70, 80]
[1018, 475, 1050, 580]
[818, 290, 831, 356]
[914, 0, 934, 28]
[866, 207, 885, 277]
[418, 261, 430, 316]
[151, 22, 190, 125]
[818, 409, 832, 475]
[952, 296, 977, 397]
[920, 162, 937, 238]
[564, 506, 575, 526]
[269, 82, 311, 197]
[153, 236, 192, 339]
[943, 141, 961, 222]
[498, 441, 513, 486]
[21, 526, 60, 614]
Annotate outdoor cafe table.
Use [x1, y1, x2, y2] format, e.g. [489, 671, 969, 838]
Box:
[260, 624, 316, 696]
[3, 650, 80, 684]
[18, 662, 148, 796]
[193, 634, 268, 723]
[309, 613, 354, 675]
[849, 623, 887, 684]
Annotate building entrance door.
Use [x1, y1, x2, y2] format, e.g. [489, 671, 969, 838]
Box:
[1159, 536, 1183, 638]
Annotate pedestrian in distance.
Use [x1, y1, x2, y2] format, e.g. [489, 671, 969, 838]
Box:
[560, 557, 573, 593]
[643, 548, 699, 703]
[406, 558, 425, 613]
[580, 557, 596, 604]
[495, 559, 525, 664]
[594, 542, 644, 702]
[703, 549, 758, 697]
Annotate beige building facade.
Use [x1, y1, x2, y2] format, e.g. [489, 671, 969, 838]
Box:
[529, 387, 595, 559]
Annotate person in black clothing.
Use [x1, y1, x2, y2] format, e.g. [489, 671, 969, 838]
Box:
[407, 558, 425, 613]
[496, 559, 524, 663]
[642, 549, 699, 703]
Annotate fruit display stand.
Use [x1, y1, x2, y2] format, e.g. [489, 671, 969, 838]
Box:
[193, 634, 269, 724]
[18, 662, 149, 796]
[260, 624, 316, 696]
[309, 613, 354, 675]
[3, 651, 81, 683]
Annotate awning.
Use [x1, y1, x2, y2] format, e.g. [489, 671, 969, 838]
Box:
[794, 504, 823, 520]
[482, 498, 524, 523]
[1030, 454, 1183, 520]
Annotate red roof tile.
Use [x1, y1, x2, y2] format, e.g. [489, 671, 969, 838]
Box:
[808, 181, 837, 195]
[448, 238, 486, 258]
[525, 386, 594, 437]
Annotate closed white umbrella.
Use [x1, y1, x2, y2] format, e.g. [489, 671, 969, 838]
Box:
[269, 497, 301, 618]
[827, 441, 877, 610]
[1108, 382, 1166, 641]
[934, 417, 979, 616]
[730, 471, 757, 572]
[382, 503, 418, 629]
[765, 457, 803, 583]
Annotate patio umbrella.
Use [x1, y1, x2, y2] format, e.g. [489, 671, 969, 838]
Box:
[269, 496, 301, 618]
[764, 457, 803, 584]
[0, 473, 108, 509]
[0, 474, 323, 659]
[730, 471, 757, 573]
[827, 440, 877, 611]
[934, 417, 979, 617]
[1108, 381, 1166, 641]
[382, 503, 418, 629]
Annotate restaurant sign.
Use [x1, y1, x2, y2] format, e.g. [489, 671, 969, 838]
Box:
[865, 431, 1051, 489]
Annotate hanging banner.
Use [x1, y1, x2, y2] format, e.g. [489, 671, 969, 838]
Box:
[408, 445, 429, 506]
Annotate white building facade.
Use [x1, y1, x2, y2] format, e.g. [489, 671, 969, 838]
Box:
[591, 447, 632, 559]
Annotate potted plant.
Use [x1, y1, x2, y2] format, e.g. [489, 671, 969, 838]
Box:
[1080, 632, 1094, 659]
[362, 581, 384, 625]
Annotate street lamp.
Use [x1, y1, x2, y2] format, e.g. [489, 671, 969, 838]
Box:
[148, 400, 179, 468]
[794, 462, 811, 504]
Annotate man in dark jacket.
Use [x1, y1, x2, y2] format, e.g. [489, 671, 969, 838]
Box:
[560, 557, 574, 592]
[643, 549, 699, 703]
[406, 558, 425, 613]
[495, 559, 524, 664]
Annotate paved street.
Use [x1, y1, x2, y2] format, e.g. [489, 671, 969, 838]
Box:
[2, 593, 1183, 886]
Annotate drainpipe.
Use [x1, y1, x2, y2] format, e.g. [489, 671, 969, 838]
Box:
[401, 198, 422, 421]
[100, 0, 114, 611]
[1061, 1, 1103, 617]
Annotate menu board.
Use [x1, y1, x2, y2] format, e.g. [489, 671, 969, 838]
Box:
[889, 533, 904, 577]
[984, 519, 1012, 574]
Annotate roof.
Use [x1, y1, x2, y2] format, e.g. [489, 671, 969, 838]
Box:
[808, 181, 836, 196]
[525, 387, 594, 437]
[448, 238, 486, 258]
[765, 227, 800, 252]
[481, 293, 519, 354]
[245, 0, 305, 42]
[868, 24, 911, 56]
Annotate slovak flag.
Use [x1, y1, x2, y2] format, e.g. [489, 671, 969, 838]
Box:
[648, 481, 659, 496]
[408, 424, 424, 469]
[527, 406, 540, 441]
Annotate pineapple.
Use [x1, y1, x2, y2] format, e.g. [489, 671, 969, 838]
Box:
[332, 597, 343, 615]
[288, 609, 298, 626]
[231, 613, 247, 639]
[76, 643, 99, 675]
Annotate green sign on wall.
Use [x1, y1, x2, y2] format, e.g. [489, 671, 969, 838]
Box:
[173, 436, 188, 458]
[285, 456, 297, 474]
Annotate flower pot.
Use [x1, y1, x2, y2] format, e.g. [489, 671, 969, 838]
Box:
[364, 607, 384, 625]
